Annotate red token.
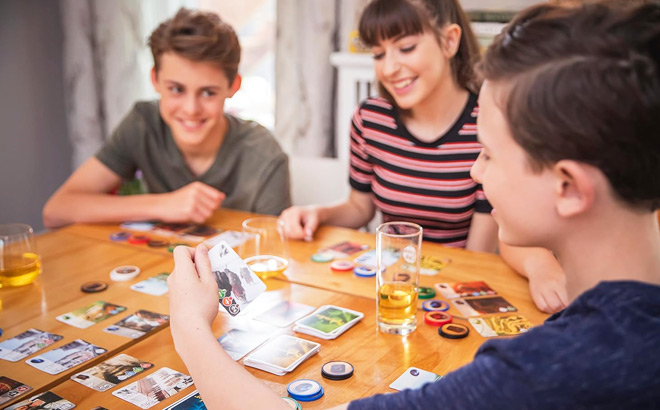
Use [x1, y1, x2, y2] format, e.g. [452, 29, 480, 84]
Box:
[128, 234, 150, 244]
[330, 260, 354, 272]
[424, 311, 453, 327]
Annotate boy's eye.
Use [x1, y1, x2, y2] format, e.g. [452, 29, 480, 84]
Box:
[169, 86, 183, 94]
[201, 90, 216, 98]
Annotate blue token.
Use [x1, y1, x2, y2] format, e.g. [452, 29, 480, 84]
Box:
[354, 265, 376, 277]
[287, 379, 323, 401]
[109, 231, 131, 241]
[422, 299, 449, 312]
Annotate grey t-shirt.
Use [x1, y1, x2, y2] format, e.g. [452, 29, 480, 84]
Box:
[96, 101, 291, 215]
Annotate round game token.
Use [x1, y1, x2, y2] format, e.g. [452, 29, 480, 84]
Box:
[330, 260, 354, 272]
[321, 360, 354, 381]
[395, 273, 411, 282]
[80, 281, 108, 293]
[147, 239, 168, 248]
[110, 265, 140, 282]
[120, 221, 155, 231]
[418, 287, 436, 299]
[167, 243, 188, 253]
[424, 311, 452, 327]
[311, 252, 334, 263]
[109, 231, 131, 241]
[127, 234, 150, 245]
[422, 299, 449, 312]
[354, 265, 376, 277]
[281, 397, 303, 410]
[439, 323, 469, 339]
[287, 379, 324, 402]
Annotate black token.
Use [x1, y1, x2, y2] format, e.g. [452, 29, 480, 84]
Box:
[81, 281, 108, 293]
[439, 323, 469, 339]
[321, 361, 354, 380]
[147, 239, 168, 248]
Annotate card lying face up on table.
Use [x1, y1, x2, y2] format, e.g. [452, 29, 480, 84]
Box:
[208, 241, 266, 316]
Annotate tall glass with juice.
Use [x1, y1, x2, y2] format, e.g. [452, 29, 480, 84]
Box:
[239, 217, 289, 280]
[0, 224, 42, 288]
[376, 222, 422, 335]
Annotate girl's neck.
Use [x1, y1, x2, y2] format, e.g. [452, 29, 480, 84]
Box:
[403, 79, 469, 143]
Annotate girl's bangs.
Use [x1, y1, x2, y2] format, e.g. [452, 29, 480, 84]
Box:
[359, 0, 425, 46]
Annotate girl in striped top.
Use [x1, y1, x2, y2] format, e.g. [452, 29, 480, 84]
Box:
[281, 0, 568, 313]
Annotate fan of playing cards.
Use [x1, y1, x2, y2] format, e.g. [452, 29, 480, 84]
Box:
[208, 241, 267, 316]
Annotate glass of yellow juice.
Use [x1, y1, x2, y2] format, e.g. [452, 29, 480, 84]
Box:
[0, 223, 42, 288]
[376, 222, 422, 335]
[239, 217, 289, 280]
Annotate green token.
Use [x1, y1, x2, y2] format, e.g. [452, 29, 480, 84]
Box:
[281, 397, 303, 409]
[418, 286, 436, 299]
[311, 252, 334, 263]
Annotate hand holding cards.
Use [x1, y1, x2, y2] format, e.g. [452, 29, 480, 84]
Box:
[207, 241, 266, 316]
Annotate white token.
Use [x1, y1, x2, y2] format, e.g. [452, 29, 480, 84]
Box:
[110, 265, 140, 282]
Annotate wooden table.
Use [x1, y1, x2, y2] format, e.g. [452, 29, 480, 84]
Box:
[0, 210, 548, 409]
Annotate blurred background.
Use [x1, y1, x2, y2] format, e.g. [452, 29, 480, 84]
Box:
[0, 0, 539, 231]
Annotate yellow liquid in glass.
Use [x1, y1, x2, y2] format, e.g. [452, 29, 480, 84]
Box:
[245, 255, 288, 280]
[378, 283, 418, 326]
[0, 252, 41, 288]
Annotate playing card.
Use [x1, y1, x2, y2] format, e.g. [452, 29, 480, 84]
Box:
[389, 367, 442, 391]
[70, 354, 154, 391]
[436, 281, 497, 299]
[208, 241, 266, 316]
[0, 376, 32, 405]
[104, 310, 169, 338]
[56, 301, 127, 329]
[130, 273, 170, 296]
[244, 334, 320, 375]
[217, 320, 278, 361]
[294, 305, 364, 339]
[120, 221, 156, 232]
[452, 296, 517, 317]
[0, 328, 63, 362]
[112, 367, 193, 409]
[319, 241, 369, 258]
[468, 315, 533, 337]
[164, 390, 206, 410]
[353, 249, 399, 268]
[4, 391, 75, 410]
[26, 339, 107, 375]
[203, 230, 252, 248]
[253, 301, 315, 327]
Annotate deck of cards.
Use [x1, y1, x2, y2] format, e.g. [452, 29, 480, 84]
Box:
[243, 334, 320, 376]
[293, 305, 364, 340]
[208, 241, 266, 316]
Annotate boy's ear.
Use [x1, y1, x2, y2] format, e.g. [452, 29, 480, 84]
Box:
[553, 160, 596, 217]
[441, 23, 462, 58]
[228, 74, 242, 98]
[150, 67, 158, 90]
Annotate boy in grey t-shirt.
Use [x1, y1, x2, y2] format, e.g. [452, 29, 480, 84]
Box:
[43, 8, 290, 228]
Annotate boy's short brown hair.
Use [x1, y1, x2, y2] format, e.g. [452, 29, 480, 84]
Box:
[148, 8, 241, 83]
[480, 2, 660, 210]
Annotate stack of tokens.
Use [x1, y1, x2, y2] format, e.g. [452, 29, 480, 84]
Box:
[354, 265, 376, 278]
[281, 397, 302, 409]
[418, 287, 436, 299]
[110, 265, 140, 282]
[311, 252, 334, 263]
[330, 260, 354, 272]
[321, 361, 354, 381]
[287, 379, 324, 402]
[128, 234, 150, 245]
[422, 299, 449, 312]
[439, 323, 469, 339]
[424, 311, 452, 327]
[147, 239, 168, 248]
[109, 231, 131, 241]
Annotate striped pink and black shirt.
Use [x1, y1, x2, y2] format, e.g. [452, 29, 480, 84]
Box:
[349, 94, 491, 247]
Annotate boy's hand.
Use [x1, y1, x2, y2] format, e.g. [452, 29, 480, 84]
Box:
[528, 267, 568, 314]
[168, 245, 219, 335]
[279, 205, 321, 241]
[161, 182, 225, 223]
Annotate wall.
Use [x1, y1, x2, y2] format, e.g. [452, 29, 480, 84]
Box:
[0, 1, 72, 232]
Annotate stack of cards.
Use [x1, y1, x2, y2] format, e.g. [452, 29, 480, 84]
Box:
[208, 241, 266, 316]
[243, 334, 320, 376]
[293, 305, 364, 340]
[112, 367, 194, 409]
[254, 301, 315, 328]
[217, 321, 279, 361]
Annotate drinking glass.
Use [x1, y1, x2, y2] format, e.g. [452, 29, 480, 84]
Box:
[239, 217, 289, 280]
[376, 222, 422, 335]
[0, 223, 42, 288]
